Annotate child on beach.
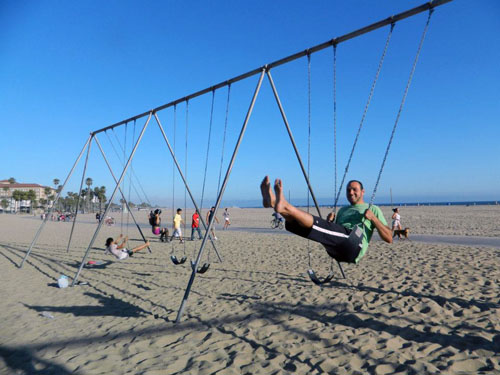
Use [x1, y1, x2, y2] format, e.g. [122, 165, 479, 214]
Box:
[170, 208, 184, 243]
[392, 208, 402, 231]
[105, 235, 150, 260]
[260, 176, 392, 263]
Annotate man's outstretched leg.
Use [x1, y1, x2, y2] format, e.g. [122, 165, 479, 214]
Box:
[260, 176, 275, 208]
[273, 178, 314, 229]
[260, 176, 353, 260]
[260, 176, 314, 229]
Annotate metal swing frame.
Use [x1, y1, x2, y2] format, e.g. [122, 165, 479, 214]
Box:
[18, 0, 451, 322]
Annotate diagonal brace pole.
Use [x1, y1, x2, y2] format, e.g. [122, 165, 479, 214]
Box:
[94, 135, 152, 253]
[154, 112, 222, 262]
[266, 70, 346, 279]
[20, 135, 92, 268]
[175, 69, 265, 323]
[71, 113, 152, 286]
[66, 135, 94, 252]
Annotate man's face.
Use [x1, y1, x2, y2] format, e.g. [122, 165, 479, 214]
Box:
[346, 182, 364, 205]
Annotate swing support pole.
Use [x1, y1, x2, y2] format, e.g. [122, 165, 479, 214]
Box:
[20, 135, 92, 268]
[175, 69, 265, 323]
[93, 135, 152, 253]
[154, 113, 222, 262]
[71, 113, 152, 286]
[88, 0, 452, 136]
[65, 135, 93, 253]
[267, 70, 346, 279]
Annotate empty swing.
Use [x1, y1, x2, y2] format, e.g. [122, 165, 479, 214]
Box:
[191, 90, 218, 274]
[170, 104, 188, 265]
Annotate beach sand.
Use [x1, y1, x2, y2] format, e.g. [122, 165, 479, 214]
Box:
[1, 206, 499, 374]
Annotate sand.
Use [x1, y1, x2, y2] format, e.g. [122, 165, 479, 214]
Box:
[1, 206, 499, 374]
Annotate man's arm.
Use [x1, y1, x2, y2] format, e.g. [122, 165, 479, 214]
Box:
[364, 209, 393, 244]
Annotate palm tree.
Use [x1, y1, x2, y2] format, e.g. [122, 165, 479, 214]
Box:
[53, 179, 61, 210]
[1, 199, 8, 212]
[26, 189, 37, 214]
[67, 192, 79, 213]
[7, 178, 15, 212]
[2, 186, 9, 211]
[44, 187, 52, 211]
[85, 178, 93, 213]
[93, 186, 107, 213]
[12, 190, 22, 213]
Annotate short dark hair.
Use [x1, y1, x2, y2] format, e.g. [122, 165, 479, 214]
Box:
[177, 208, 182, 213]
[105, 237, 113, 247]
[347, 180, 364, 190]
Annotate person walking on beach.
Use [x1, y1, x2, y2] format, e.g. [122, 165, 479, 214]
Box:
[206, 206, 219, 240]
[222, 208, 231, 230]
[260, 176, 392, 263]
[391, 208, 402, 231]
[170, 208, 184, 243]
[191, 210, 203, 240]
[105, 235, 150, 260]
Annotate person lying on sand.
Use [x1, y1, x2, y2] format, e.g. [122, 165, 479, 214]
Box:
[105, 235, 150, 260]
[260, 176, 392, 263]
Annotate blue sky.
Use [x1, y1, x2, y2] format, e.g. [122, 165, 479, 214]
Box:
[1, 0, 499, 207]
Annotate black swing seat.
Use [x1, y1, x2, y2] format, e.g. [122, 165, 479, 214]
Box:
[324, 224, 364, 264]
[307, 269, 335, 285]
[191, 260, 210, 274]
[171, 255, 187, 265]
[308, 225, 364, 285]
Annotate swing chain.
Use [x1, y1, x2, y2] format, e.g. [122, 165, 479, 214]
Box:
[333, 22, 395, 209]
[369, 9, 434, 206]
[217, 84, 231, 196]
[332, 43, 338, 213]
[306, 52, 313, 268]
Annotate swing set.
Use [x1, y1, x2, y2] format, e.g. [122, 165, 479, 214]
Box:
[18, 0, 452, 323]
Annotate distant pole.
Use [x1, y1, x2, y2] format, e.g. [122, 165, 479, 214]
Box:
[288, 190, 291, 203]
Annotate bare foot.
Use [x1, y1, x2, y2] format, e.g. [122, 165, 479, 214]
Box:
[260, 176, 275, 208]
[274, 178, 287, 214]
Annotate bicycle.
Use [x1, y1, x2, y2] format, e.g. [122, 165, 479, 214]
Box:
[270, 218, 284, 229]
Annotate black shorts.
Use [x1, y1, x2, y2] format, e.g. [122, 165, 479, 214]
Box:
[285, 215, 362, 263]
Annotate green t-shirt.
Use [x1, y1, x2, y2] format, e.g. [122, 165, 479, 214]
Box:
[335, 203, 387, 263]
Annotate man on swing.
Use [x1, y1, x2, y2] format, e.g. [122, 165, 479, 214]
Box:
[260, 176, 392, 263]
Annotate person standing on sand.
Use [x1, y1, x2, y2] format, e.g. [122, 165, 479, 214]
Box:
[222, 208, 231, 230]
[392, 208, 402, 231]
[260, 176, 392, 263]
[206, 206, 219, 240]
[191, 211, 203, 240]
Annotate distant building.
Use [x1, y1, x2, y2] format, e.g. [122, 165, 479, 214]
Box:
[0, 180, 56, 212]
